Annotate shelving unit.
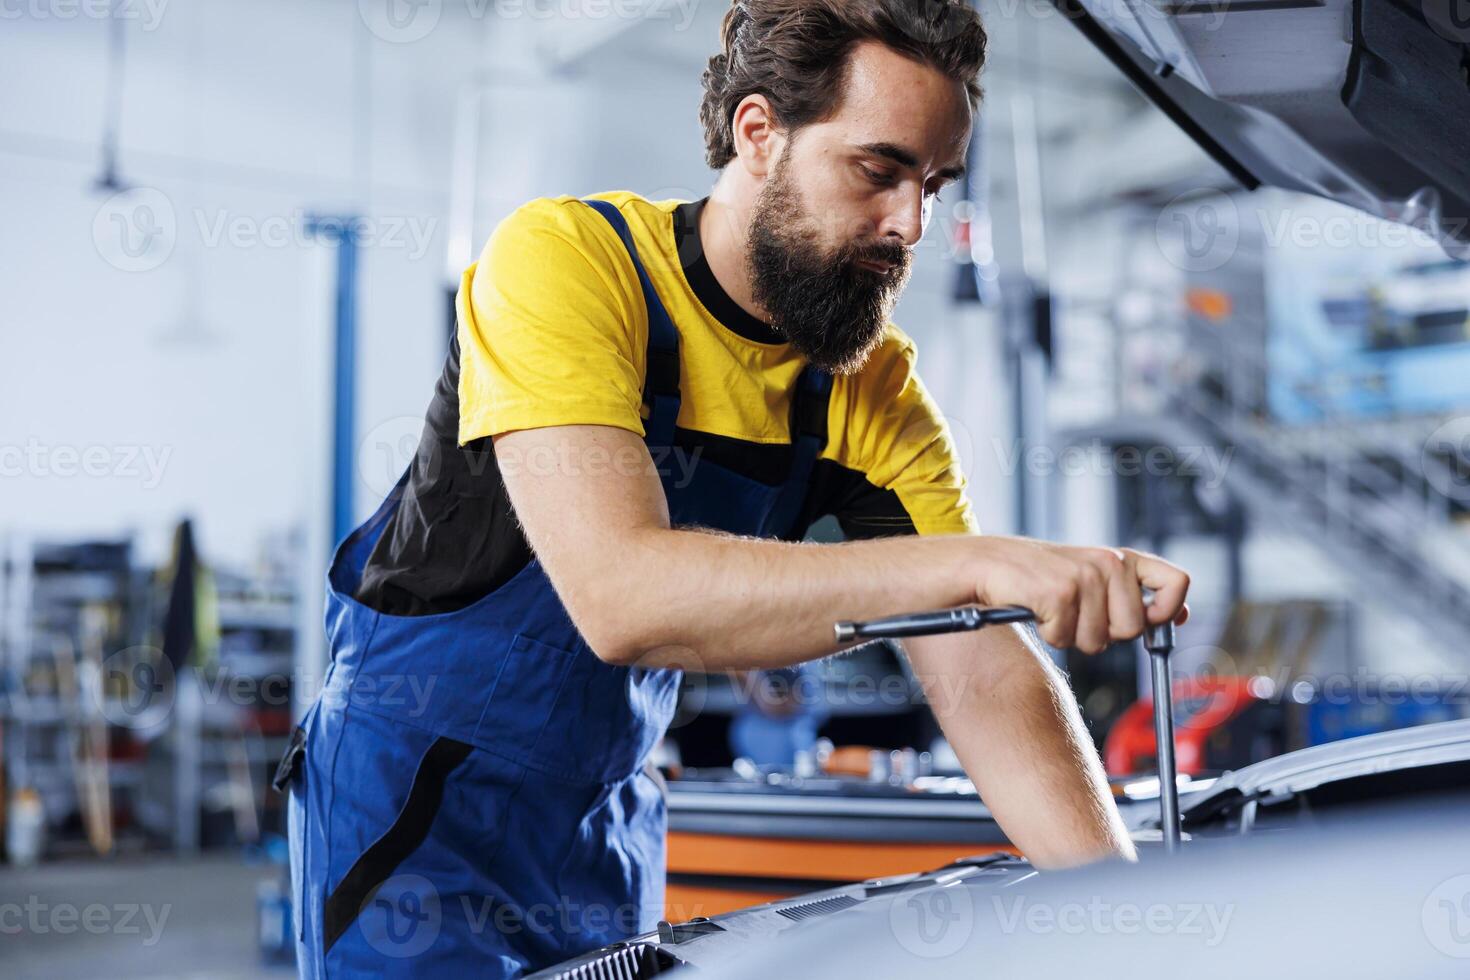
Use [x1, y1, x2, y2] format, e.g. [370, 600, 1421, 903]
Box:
[0, 533, 300, 860]
[0, 535, 154, 857]
[165, 564, 297, 852]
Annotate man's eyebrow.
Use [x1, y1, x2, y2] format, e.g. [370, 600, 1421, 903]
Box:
[855, 141, 966, 181]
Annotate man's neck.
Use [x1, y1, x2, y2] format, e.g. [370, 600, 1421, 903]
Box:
[699, 183, 771, 327]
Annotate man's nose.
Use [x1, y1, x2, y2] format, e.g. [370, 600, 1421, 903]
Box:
[876, 188, 925, 248]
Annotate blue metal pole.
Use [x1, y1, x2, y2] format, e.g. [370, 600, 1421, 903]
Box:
[332, 234, 358, 546]
[305, 215, 360, 548]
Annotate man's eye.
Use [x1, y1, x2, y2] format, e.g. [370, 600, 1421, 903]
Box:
[860, 166, 895, 186]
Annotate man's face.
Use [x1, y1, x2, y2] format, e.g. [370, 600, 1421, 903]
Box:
[746, 40, 972, 375]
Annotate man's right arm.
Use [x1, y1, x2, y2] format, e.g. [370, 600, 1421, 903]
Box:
[494, 422, 1189, 671]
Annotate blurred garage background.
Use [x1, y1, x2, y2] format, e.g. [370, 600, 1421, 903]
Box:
[2, 0, 1468, 976]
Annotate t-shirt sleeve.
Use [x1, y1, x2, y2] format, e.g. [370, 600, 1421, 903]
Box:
[456, 197, 647, 446]
[832, 332, 980, 539]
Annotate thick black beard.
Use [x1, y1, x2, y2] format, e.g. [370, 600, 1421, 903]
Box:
[745, 158, 912, 375]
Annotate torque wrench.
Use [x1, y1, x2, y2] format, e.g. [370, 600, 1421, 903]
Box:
[833, 587, 1182, 853]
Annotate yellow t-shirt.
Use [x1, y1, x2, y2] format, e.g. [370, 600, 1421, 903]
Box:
[354, 190, 977, 616]
[457, 190, 979, 538]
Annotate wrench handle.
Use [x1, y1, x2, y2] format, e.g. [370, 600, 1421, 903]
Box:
[1142, 587, 1181, 852]
[834, 605, 1034, 643]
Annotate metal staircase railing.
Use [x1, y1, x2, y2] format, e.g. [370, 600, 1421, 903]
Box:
[1056, 311, 1470, 644]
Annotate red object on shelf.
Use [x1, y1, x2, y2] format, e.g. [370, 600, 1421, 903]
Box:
[1104, 676, 1260, 777]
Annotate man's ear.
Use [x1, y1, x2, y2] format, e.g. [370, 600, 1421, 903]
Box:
[730, 94, 786, 180]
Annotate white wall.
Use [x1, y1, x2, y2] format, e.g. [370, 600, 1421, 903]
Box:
[1, 0, 481, 566]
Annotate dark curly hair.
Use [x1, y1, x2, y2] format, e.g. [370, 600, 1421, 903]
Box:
[698, 0, 988, 170]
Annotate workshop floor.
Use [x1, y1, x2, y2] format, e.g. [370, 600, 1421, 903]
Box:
[1, 853, 293, 979]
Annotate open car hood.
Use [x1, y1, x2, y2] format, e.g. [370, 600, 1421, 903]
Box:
[1050, 0, 1470, 258]
[524, 853, 1039, 978]
[1170, 716, 1470, 822]
[683, 808, 1467, 980]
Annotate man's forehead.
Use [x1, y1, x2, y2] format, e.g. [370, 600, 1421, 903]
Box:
[821, 42, 973, 174]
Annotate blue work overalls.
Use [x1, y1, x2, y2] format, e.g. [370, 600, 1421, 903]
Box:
[277, 199, 832, 978]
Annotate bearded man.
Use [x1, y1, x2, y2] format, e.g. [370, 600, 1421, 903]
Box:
[279, 0, 1191, 975]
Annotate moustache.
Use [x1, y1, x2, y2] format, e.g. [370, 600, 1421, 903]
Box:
[844, 241, 910, 274]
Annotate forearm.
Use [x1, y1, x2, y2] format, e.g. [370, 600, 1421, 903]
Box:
[557, 525, 979, 669]
[903, 625, 1135, 868]
[497, 425, 1191, 668]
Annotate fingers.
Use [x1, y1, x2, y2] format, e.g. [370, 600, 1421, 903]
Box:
[1036, 574, 1080, 652]
[1073, 554, 1113, 654]
[1044, 547, 1187, 654]
[1128, 550, 1191, 626]
[976, 537, 1191, 653]
[1102, 548, 1147, 643]
[1070, 548, 1150, 654]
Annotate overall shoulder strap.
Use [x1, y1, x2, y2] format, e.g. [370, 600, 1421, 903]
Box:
[764, 365, 834, 539]
[791, 366, 833, 448]
[580, 198, 681, 449]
